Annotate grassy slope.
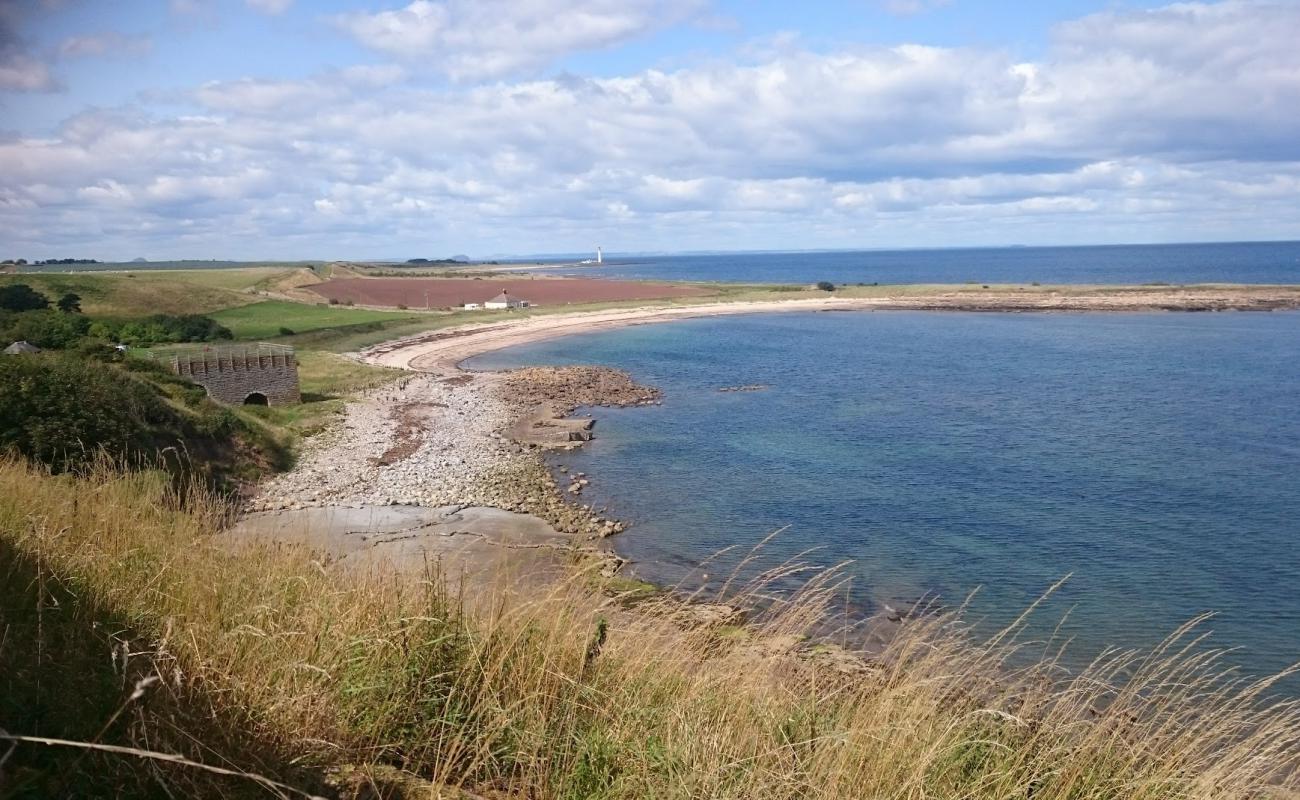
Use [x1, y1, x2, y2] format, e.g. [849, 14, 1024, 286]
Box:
[1, 460, 1296, 798]
[0, 268, 285, 316]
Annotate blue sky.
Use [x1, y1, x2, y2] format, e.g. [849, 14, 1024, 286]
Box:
[1, 0, 1297, 260]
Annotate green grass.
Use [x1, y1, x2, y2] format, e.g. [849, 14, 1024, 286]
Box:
[236, 351, 406, 439]
[207, 300, 421, 340]
[0, 269, 284, 317]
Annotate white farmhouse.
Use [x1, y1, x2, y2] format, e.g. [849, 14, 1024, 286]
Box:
[484, 290, 529, 310]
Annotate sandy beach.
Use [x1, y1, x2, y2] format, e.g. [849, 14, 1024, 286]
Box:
[361, 285, 1300, 372]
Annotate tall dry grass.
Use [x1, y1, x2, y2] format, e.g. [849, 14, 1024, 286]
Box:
[1, 455, 1297, 798]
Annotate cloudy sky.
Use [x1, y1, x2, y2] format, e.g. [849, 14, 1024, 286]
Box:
[1, 0, 1298, 260]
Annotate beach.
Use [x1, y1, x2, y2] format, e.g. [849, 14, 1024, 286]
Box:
[361, 285, 1300, 373]
[239, 285, 1300, 607]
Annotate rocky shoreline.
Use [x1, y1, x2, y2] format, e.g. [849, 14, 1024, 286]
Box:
[249, 363, 657, 541]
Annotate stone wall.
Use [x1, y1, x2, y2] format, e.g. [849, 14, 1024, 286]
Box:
[170, 348, 301, 406]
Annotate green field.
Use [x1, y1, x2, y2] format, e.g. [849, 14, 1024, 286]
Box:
[207, 299, 421, 339]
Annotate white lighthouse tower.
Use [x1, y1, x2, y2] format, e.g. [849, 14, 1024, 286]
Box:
[596, 246, 603, 264]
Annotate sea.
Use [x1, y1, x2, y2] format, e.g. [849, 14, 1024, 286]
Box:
[523, 241, 1300, 285]
[467, 264, 1300, 691]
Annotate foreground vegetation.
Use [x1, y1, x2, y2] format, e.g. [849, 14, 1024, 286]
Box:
[2, 458, 1297, 798]
[0, 353, 291, 486]
[5, 265, 1300, 797]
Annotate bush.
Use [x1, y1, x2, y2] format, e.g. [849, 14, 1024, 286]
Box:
[0, 354, 175, 472]
[0, 283, 50, 312]
[277, 326, 295, 336]
[329, 297, 340, 305]
[57, 292, 82, 313]
[0, 309, 91, 349]
[816, 281, 836, 292]
[90, 314, 233, 346]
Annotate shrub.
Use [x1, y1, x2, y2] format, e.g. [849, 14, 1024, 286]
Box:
[90, 314, 233, 346]
[0, 309, 91, 349]
[0, 354, 175, 472]
[278, 326, 295, 336]
[57, 292, 82, 313]
[0, 283, 50, 312]
[329, 297, 341, 305]
[344, 299, 355, 307]
[815, 281, 835, 292]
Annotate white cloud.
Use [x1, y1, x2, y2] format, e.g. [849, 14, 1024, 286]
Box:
[0, 51, 55, 91]
[1, 1, 1299, 257]
[880, 0, 952, 17]
[58, 32, 152, 59]
[0, 3, 57, 92]
[334, 0, 706, 80]
[246, 0, 293, 13]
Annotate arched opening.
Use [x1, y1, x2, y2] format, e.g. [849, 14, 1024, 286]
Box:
[243, 392, 269, 406]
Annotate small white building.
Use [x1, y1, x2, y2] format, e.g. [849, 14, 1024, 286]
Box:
[484, 290, 529, 310]
[462, 302, 482, 310]
[4, 340, 41, 355]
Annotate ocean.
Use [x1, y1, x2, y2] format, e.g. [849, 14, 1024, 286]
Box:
[525, 241, 1300, 285]
[467, 309, 1300, 691]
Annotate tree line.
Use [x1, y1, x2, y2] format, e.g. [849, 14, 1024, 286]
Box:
[0, 283, 232, 349]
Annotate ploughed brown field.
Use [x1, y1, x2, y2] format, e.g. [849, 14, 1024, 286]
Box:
[307, 277, 711, 308]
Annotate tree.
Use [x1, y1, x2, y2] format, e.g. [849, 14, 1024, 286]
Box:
[1, 310, 91, 348]
[0, 283, 51, 312]
[815, 281, 836, 292]
[57, 292, 82, 313]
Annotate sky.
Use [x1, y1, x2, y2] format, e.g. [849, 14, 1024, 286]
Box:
[1, 0, 1298, 260]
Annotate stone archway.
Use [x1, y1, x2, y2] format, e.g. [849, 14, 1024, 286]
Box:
[243, 392, 269, 406]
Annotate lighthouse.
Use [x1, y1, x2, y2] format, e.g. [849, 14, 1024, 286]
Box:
[596, 246, 603, 264]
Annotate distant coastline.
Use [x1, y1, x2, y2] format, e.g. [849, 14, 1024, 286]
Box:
[361, 285, 1300, 372]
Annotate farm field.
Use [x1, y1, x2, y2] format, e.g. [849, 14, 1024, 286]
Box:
[306, 276, 712, 308]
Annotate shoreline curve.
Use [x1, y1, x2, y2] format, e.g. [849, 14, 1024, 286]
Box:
[358, 288, 1300, 373]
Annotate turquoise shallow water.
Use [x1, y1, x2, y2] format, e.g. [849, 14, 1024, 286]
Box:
[467, 311, 1300, 689]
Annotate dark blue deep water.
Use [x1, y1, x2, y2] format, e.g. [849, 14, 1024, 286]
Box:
[529, 241, 1300, 285]
[468, 311, 1300, 688]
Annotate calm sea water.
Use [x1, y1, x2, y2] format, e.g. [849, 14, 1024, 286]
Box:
[468, 310, 1300, 689]
[528, 241, 1300, 285]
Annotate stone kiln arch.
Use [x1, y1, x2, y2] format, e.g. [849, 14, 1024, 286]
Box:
[165, 343, 301, 407]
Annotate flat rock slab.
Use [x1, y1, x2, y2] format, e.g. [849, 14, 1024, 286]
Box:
[510, 402, 597, 447]
[221, 504, 572, 590]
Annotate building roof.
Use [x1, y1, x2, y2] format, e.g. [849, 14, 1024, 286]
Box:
[487, 291, 523, 304]
[3, 340, 41, 354]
